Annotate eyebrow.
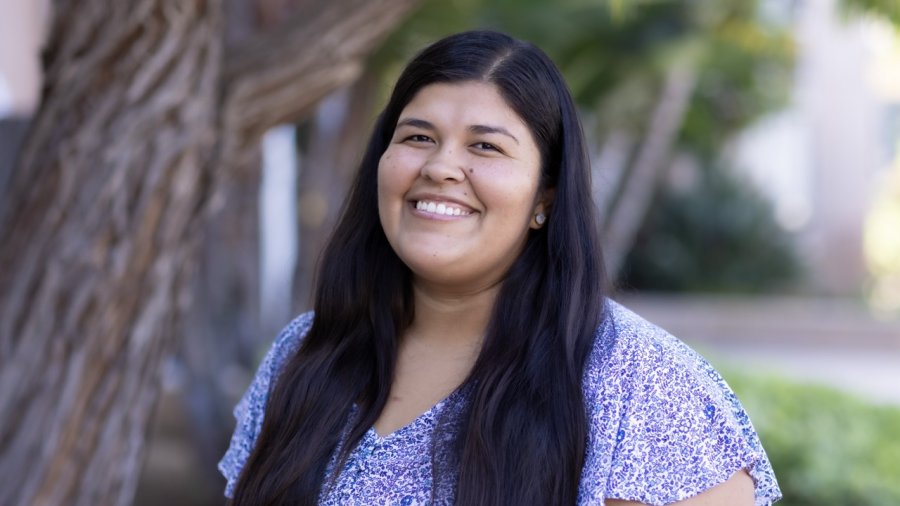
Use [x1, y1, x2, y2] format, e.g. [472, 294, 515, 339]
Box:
[396, 118, 435, 131]
[469, 124, 519, 145]
[396, 117, 520, 145]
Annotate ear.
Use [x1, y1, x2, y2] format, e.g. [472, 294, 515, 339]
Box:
[530, 188, 555, 229]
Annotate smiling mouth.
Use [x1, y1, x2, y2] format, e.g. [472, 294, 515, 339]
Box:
[414, 200, 473, 217]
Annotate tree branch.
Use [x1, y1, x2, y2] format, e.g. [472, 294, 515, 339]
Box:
[222, 0, 421, 145]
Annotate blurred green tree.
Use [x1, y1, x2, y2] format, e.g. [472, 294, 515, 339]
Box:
[623, 0, 900, 293]
[841, 0, 900, 25]
[621, 165, 802, 293]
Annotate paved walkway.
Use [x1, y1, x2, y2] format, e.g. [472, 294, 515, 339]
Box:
[619, 294, 900, 405]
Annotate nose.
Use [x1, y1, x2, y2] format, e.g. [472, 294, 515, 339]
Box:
[420, 147, 466, 183]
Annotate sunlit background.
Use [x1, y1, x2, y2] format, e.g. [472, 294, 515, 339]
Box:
[1, 0, 898, 505]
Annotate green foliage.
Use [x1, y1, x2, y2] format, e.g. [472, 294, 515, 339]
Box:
[680, 15, 794, 159]
[374, 0, 796, 152]
[373, 1, 800, 292]
[840, 0, 900, 27]
[620, 165, 801, 293]
[724, 371, 900, 505]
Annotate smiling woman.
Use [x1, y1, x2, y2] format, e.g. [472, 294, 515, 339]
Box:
[378, 81, 547, 292]
[219, 31, 782, 506]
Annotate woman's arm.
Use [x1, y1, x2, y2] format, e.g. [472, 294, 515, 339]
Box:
[606, 470, 755, 506]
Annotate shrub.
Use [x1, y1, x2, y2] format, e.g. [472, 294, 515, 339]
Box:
[620, 166, 802, 293]
[724, 371, 900, 505]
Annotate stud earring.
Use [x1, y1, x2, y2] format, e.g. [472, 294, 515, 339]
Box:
[535, 213, 546, 226]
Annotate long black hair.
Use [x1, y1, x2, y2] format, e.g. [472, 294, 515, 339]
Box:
[232, 30, 607, 505]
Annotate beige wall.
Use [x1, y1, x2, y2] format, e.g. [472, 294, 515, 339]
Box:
[0, 0, 49, 117]
[732, 0, 892, 296]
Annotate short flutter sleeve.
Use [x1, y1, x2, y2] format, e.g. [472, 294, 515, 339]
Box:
[217, 312, 314, 498]
[577, 301, 781, 506]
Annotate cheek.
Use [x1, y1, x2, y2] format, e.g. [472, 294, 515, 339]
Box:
[376, 155, 393, 224]
[377, 149, 416, 234]
[376, 152, 392, 187]
[472, 165, 541, 216]
[377, 153, 402, 206]
[378, 149, 419, 197]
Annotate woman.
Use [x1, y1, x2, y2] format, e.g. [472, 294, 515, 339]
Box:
[219, 30, 781, 505]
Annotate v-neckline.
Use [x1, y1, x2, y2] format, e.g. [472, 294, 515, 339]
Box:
[367, 387, 462, 442]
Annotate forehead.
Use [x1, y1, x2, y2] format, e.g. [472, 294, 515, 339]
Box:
[399, 81, 530, 133]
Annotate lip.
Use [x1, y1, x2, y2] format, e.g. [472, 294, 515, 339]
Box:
[406, 192, 478, 220]
[407, 193, 478, 213]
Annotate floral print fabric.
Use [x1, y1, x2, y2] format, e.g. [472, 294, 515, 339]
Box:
[218, 300, 781, 505]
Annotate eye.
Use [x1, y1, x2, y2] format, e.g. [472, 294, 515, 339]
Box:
[404, 134, 433, 143]
[473, 142, 500, 152]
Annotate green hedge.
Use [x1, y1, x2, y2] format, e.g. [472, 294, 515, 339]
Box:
[724, 371, 900, 505]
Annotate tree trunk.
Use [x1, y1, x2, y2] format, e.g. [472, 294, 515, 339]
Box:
[175, 0, 267, 485]
[0, 3, 223, 504]
[0, 118, 31, 199]
[0, 0, 420, 504]
[180, 143, 263, 487]
[293, 70, 377, 310]
[601, 65, 697, 280]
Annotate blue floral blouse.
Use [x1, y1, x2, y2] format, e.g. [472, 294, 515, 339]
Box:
[219, 300, 781, 505]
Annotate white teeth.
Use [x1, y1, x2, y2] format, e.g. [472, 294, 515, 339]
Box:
[415, 200, 471, 216]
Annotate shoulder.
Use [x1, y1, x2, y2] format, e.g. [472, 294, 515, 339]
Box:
[584, 300, 730, 400]
[582, 300, 719, 408]
[578, 300, 781, 505]
[217, 311, 315, 498]
[258, 311, 316, 376]
[235, 310, 315, 414]
[237, 311, 315, 405]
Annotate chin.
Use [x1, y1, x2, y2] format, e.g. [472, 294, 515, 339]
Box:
[404, 257, 460, 279]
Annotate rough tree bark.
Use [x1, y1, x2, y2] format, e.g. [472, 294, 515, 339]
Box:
[0, 4, 224, 504]
[0, 0, 420, 504]
[176, 0, 271, 483]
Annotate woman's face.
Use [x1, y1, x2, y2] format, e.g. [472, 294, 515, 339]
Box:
[377, 81, 547, 292]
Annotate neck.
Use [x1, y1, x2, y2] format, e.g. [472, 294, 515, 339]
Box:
[406, 279, 499, 351]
